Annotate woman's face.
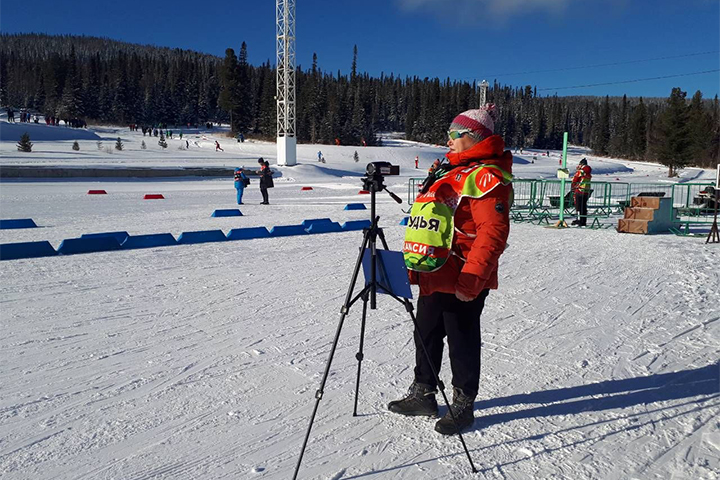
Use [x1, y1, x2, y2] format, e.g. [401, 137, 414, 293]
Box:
[447, 131, 478, 154]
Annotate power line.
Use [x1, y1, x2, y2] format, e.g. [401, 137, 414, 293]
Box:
[537, 69, 720, 92]
[483, 51, 720, 78]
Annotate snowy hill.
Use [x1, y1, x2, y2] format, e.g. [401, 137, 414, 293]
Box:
[0, 119, 718, 480]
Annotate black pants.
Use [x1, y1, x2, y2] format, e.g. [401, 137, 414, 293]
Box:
[575, 192, 589, 226]
[260, 187, 269, 204]
[413, 290, 489, 397]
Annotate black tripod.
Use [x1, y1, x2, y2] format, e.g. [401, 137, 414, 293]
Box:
[292, 165, 478, 479]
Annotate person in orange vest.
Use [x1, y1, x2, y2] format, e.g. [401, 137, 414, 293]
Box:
[571, 158, 592, 226]
[390, 105, 512, 435]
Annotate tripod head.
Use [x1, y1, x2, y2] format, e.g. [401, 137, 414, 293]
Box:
[362, 162, 402, 204]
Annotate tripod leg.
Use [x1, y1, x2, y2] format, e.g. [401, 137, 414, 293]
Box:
[353, 292, 369, 416]
[401, 298, 478, 473]
[293, 230, 373, 480]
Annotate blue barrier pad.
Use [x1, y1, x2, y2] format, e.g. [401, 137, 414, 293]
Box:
[177, 230, 228, 245]
[81, 231, 130, 244]
[344, 203, 367, 211]
[342, 220, 372, 231]
[306, 222, 343, 234]
[399, 217, 409, 226]
[269, 225, 308, 237]
[301, 218, 333, 227]
[227, 227, 270, 240]
[58, 237, 123, 255]
[0, 218, 37, 229]
[0, 241, 57, 261]
[212, 209, 243, 217]
[122, 233, 177, 249]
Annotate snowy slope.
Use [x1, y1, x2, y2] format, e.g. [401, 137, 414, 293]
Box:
[0, 119, 718, 480]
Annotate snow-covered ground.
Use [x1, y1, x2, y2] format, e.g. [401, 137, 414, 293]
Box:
[1, 119, 718, 480]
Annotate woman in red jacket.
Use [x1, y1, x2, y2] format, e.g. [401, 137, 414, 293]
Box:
[390, 105, 513, 435]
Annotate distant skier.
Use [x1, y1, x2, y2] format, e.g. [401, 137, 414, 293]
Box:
[317, 150, 323, 162]
[215, 141, 224, 152]
[571, 158, 592, 226]
[414, 156, 419, 169]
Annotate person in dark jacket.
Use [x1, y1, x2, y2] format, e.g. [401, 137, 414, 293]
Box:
[257, 158, 274, 204]
[234, 168, 249, 205]
[391, 105, 512, 435]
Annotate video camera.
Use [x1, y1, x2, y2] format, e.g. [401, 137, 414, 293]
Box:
[363, 162, 400, 192]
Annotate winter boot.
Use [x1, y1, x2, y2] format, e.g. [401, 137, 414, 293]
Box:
[434, 387, 476, 435]
[388, 381, 438, 417]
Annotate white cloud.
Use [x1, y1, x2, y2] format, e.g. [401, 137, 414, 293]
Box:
[398, 0, 576, 20]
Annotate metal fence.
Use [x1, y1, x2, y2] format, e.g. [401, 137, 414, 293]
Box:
[670, 183, 716, 232]
[408, 176, 716, 234]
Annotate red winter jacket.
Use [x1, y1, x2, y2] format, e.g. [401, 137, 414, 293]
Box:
[571, 165, 592, 194]
[409, 135, 513, 299]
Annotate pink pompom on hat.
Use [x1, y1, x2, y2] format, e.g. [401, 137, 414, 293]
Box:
[449, 104, 497, 142]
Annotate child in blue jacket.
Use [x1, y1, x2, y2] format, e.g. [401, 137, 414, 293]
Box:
[234, 168, 249, 204]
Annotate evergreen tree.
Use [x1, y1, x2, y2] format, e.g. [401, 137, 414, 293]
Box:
[592, 96, 611, 155]
[351, 45, 358, 81]
[628, 98, 648, 159]
[710, 96, 720, 166]
[653, 88, 691, 177]
[158, 131, 167, 148]
[17, 132, 32, 152]
[218, 48, 240, 131]
[115, 137, 124, 151]
[236, 42, 252, 133]
[72, 140, 80, 151]
[141, 140, 146, 150]
[57, 45, 83, 120]
[354, 150, 359, 162]
[686, 90, 713, 168]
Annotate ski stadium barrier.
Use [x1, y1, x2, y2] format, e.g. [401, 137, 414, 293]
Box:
[177, 230, 227, 244]
[212, 209, 243, 217]
[87, 190, 107, 195]
[342, 220, 372, 231]
[81, 231, 130, 244]
[269, 225, 308, 237]
[0, 241, 57, 261]
[306, 222, 343, 234]
[301, 186, 313, 191]
[358, 190, 370, 195]
[121, 233, 177, 249]
[1, 218, 378, 260]
[58, 237, 123, 255]
[344, 203, 367, 211]
[144, 194, 165, 200]
[226, 227, 271, 240]
[0, 218, 37, 229]
[301, 218, 333, 227]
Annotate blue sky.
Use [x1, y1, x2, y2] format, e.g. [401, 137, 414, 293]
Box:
[2, 0, 718, 98]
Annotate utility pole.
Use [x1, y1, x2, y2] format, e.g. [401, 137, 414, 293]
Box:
[276, 0, 296, 166]
[478, 79, 489, 107]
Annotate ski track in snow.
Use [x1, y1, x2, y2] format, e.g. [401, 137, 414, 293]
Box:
[1, 124, 719, 479]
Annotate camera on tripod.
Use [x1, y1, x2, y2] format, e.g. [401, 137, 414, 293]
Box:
[363, 162, 400, 191]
